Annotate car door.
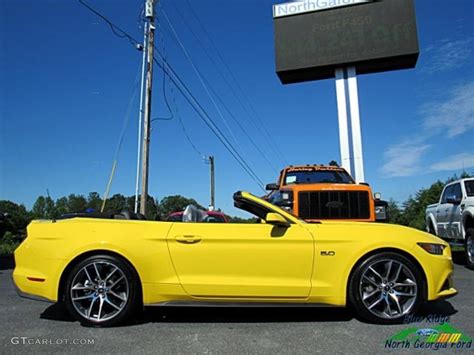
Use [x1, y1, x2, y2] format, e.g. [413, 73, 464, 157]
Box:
[446, 183, 463, 239]
[436, 185, 453, 238]
[166, 222, 314, 299]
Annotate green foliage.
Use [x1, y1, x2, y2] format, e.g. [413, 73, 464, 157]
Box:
[228, 216, 258, 223]
[87, 192, 102, 211]
[386, 199, 403, 225]
[390, 173, 472, 231]
[0, 231, 20, 256]
[157, 195, 205, 218]
[0, 200, 31, 239]
[67, 194, 88, 213]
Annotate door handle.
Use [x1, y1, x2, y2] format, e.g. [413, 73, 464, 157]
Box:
[175, 235, 202, 244]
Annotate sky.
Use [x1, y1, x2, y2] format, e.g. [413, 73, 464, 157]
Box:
[0, 0, 473, 217]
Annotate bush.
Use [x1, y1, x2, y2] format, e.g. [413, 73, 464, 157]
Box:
[0, 231, 20, 256]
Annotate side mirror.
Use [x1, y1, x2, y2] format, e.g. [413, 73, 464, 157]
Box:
[446, 195, 461, 204]
[266, 183, 279, 191]
[266, 213, 290, 228]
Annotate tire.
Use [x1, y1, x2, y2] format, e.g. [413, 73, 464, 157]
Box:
[64, 254, 141, 327]
[348, 252, 424, 324]
[465, 228, 474, 270]
[427, 222, 436, 236]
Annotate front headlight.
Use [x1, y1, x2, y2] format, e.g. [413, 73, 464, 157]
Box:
[418, 243, 445, 255]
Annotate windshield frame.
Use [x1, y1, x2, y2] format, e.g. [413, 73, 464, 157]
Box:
[465, 180, 474, 197]
[282, 168, 355, 185]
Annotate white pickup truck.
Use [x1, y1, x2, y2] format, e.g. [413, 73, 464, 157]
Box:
[426, 178, 474, 269]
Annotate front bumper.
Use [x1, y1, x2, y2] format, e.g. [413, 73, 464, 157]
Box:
[422, 247, 457, 301]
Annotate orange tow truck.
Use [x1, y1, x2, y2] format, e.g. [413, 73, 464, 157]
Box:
[265, 164, 388, 222]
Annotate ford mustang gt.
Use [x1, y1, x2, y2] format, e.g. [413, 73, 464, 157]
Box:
[13, 191, 456, 326]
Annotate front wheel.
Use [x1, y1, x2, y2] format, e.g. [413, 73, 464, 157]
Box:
[64, 255, 141, 327]
[348, 252, 423, 324]
[465, 228, 474, 270]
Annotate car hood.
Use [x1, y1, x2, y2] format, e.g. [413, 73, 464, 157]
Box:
[303, 220, 448, 246]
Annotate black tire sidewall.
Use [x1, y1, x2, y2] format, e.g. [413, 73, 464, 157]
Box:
[348, 252, 424, 324]
[64, 254, 140, 327]
[465, 228, 474, 270]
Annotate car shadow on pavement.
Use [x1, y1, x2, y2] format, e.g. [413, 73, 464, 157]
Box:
[452, 251, 467, 266]
[39, 300, 457, 327]
[40, 303, 355, 325]
[416, 300, 457, 319]
[136, 306, 355, 325]
[0, 256, 15, 270]
[40, 303, 75, 322]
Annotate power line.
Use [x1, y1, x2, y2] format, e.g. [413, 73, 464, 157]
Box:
[154, 15, 203, 157]
[181, 0, 289, 166]
[102, 63, 142, 212]
[164, 1, 278, 173]
[160, 9, 248, 163]
[77, 0, 265, 190]
[78, 0, 140, 48]
[153, 54, 265, 190]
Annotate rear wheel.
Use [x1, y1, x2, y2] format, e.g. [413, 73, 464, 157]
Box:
[349, 252, 423, 324]
[64, 255, 140, 327]
[465, 228, 474, 270]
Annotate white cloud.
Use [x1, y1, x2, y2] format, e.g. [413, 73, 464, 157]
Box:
[381, 142, 431, 177]
[430, 153, 474, 172]
[422, 82, 474, 138]
[422, 38, 474, 73]
[380, 82, 474, 177]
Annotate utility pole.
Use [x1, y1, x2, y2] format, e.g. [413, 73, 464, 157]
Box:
[208, 156, 215, 211]
[134, 21, 148, 214]
[140, 0, 156, 215]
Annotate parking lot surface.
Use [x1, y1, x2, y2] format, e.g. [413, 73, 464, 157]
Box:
[0, 261, 472, 354]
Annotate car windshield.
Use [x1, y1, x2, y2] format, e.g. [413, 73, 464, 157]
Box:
[203, 214, 226, 223]
[465, 180, 474, 197]
[234, 192, 306, 223]
[284, 169, 354, 185]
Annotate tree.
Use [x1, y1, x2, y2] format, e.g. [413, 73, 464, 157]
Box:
[399, 180, 445, 230]
[103, 194, 127, 213]
[55, 197, 69, 216]
[227, 216, 258, 223]
[87, 192, 102, 212]
[0, 200, 32, 239]
[157, 195, 205, 218]
[67, 194, 88, 213]
[32, 196, 47, 218]
[386, 199, 403, 225]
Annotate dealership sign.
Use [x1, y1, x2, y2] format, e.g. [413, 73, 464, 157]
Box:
[273, 0, 373, 18]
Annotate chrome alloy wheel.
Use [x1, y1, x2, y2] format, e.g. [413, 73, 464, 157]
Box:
[359, 259, 417, 320]
[70, 261, 129, 323]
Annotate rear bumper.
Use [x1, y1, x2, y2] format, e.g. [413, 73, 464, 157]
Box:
[12, 274, 54, 303]
[13, 240, 65, 303]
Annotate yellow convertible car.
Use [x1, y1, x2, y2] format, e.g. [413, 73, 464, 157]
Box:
[13, 191, 456, 326]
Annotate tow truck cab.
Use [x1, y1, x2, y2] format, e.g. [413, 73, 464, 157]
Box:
[265, 165, 388, 222]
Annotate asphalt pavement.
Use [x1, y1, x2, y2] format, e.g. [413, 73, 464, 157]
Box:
[0, 258, 472, 354]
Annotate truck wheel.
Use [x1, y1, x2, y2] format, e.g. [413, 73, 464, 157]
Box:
[427, 222, 436, 235]
[465, 228, 474, 270]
